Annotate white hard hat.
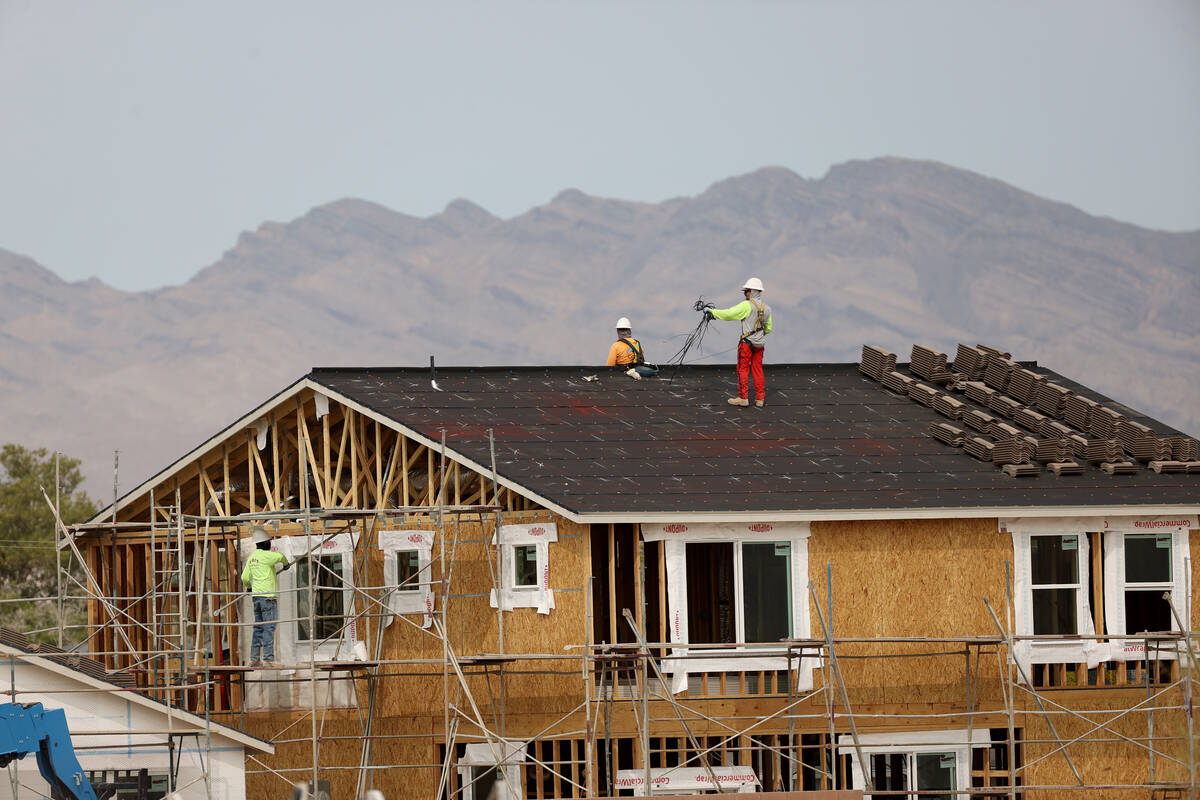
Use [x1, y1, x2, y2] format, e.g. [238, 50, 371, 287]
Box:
[742, 277, 764, 292]
[250, 526, 270, 546]
[615, 317, 632, 330]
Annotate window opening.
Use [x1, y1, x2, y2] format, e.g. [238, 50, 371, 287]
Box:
[1124, 533, 1173, 633]
[297, 553, 345, 642]
[514, 544, 539, 588]
[742, 541, 793, 643]
[1030, 535, 1079, 635]
[394, 549, 421, 592]
[686, 542, 733, 644]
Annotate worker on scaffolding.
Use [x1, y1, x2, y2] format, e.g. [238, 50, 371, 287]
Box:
[705, 277, 773, 406]
[606, 317, 658, 378]
[241, 527, 296, 668]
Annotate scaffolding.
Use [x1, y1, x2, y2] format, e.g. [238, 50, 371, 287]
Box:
[13, 392, 1199, 800]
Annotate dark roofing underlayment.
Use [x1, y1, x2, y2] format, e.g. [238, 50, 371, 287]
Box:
[310, 364, 1200, 515]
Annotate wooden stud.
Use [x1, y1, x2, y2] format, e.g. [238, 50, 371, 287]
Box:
[608, 524, 617, 645]
[271, 412, 281, 510]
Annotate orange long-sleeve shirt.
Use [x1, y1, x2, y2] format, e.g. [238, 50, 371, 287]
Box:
[606, 337, 643, 366]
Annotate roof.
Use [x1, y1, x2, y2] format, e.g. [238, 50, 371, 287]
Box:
[308, 362, 1200, 519]
[0, 628, 273, 753]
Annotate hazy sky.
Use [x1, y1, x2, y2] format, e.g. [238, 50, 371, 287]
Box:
[1, 0, 1197, 291]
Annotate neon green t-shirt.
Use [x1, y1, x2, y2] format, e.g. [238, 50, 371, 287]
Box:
[241, 549, 288, 597]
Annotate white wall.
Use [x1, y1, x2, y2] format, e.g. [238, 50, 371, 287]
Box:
[0, 654, 250, 800]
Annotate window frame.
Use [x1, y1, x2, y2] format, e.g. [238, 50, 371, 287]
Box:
[491, 523, 557, 614]
[1102, 522, 1191, 662]
[1009, 525, 1096, 667]
[295, 551, 351, 645]
[839, 729, 988, 800]
[642, 522, 813, 695]
[457, 742, 527, 800]
[276, 532, 359, 663]
[379, 529, 435, 628]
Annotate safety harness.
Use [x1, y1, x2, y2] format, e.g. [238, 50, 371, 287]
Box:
[617, 337, 645, 365]
[741, 299, 766, 345]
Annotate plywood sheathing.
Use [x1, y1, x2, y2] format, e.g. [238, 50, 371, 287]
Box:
[808, 518, 1009, 716]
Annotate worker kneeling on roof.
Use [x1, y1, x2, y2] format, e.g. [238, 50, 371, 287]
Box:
[705, 277, 773, 407]
[241, 527, 301, 669]
[606, 317, 659, 379]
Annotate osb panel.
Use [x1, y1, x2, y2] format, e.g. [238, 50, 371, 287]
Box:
[378, 510, 588, 723]
[808, 517, 1010, 711]
[1017, 685, 1191, 798]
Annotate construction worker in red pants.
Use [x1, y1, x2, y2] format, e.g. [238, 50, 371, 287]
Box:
[706, 277, 773, 406]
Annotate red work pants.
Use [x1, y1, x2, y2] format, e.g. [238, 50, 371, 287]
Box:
[736, 341, 765, 401]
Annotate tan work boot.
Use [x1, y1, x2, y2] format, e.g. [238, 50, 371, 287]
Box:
[727, 397, 749, 406]
[755, 399, 765, 407]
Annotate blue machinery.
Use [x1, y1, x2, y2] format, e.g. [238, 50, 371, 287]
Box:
[0, 701, 99, 800]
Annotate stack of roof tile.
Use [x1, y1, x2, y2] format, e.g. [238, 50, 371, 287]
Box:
[1007, 368, 1045, 405]
[929, 422, 966, 446]
[1126, 436, 1174, 463]
[992, 438, 1034, 464]
[1170, 437, 1200, 461]
[1100, 461, 1139, 475]
[911, 345, 953, 382]
[933, 394, 966, 419]
[859, 345, 897, 381]
[1035, 382, 1072, 418]
[1118, 420, 1154, 450]
[983, 357, 1016, 391]
[964, 381, 996, 405]
[1068, 434, 1089, 459]
[1013, 407, 1047, 433]
[988, 421, 1022, 440]
[1089, 407, 1125, 439]
[1002, 463, 1041, 477]
[977, 344, 1012, 360]
[1064, 395, 1099, 432]
[1048, 461, 1084, 476]
[881, 370, 914, 394]
[953, 344, 988, 380]
[988, 394, 1023, 419]
[964, 436, 995, 461]
[1084, 438, 1125, 463]
[1035, 438, 1075, 463]
[1149, 460, 1188, 474]
[908, 382, 940, 406]
[963, 409, 995, 432]
[1039, 419, 1073, 440]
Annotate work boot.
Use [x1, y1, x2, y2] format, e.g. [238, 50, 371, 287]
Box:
[755, 399, 765, 408]
[727, 397, 749, 406]
[249, 659, 262, 668]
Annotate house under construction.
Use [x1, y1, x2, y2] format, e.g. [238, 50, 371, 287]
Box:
[41, 344, 1200, 799]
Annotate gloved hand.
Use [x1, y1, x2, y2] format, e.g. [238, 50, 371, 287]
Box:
[703, 309, 714, 320]
[625, 368, 642, 380]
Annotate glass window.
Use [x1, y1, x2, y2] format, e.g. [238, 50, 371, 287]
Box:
[394, 549, 421, 592]
[1030, 535, 1079, 635]
[914, 753, 955, 800]
[513, 544, 538, 588]
[742, 542, 793, 644]
[1125, 534, 1173, 634]
[297, 554, 346, 641]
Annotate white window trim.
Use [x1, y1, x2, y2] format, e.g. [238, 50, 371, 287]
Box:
[838, 728, 988, 797]
[1009, 527, 1096, 667]
[1005, 515, 1197, 671]
[281, 532, 359, 663]
[1102, 521, 1191, 662]
[458, 741, 527, 800]
[490, 523, 557, 614]
[379, 530, 435, 629]
[642, 522, 814, 695]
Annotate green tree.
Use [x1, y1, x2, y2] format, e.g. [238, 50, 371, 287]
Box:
[0, 444, 97, 644]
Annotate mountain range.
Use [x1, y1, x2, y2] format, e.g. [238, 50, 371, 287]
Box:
[2, 157, 1197, 497]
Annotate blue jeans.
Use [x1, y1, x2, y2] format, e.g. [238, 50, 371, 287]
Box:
[251, 596, 278, 662]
